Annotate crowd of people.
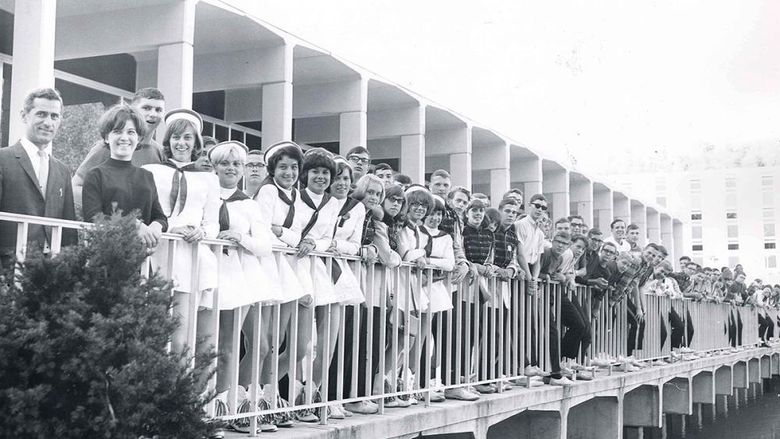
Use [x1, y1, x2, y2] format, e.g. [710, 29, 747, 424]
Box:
[3, 86, 779, 434]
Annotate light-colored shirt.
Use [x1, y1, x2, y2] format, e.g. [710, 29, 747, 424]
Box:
[20, 137, 52, 186]
[604, 235, 631, 253]
[516, 215, 545, 265]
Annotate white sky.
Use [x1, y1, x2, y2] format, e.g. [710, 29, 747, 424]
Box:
[238, 0, 780, 176]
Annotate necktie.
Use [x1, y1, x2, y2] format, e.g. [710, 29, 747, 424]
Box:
[37, 150, 48, 197]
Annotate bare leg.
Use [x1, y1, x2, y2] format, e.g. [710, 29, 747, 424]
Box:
[313, 304, 343, 388]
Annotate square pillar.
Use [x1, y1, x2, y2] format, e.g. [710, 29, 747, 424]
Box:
[262, 81, 293, 148]
[647, 209, 661, 244]
[450, 152, 472, 189]
[661, 214, 674, 260]
[339, 111, 367, 155]
[673, 220, 685, 269]
[594, 185, 613, 234]
[543, 164, 569, 220]
[571, 176, 594, 226]
[157, 42, 193, 110]
[400, 134, 425, 183]
[511, 152, 542, 203]
[9, 0, 57, 143]
[490, 168, 510, 206]
[613, 193, 631, 224]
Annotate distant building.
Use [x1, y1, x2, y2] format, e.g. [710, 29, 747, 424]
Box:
[609, 166, 780, 281]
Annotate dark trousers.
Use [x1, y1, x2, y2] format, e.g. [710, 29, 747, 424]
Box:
[669, 306, 685, 349]
[477, 307, 510, 380]
[560, 295, 592, 361]
[728, 309, 744, 347]
[440, 295, 476, 384]
[759, 312, 774, 341]
[627, 299, 646, 355]
[326, 305, 385, 399]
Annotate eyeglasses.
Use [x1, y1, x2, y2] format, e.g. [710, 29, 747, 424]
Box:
[409, 202, 428, 209]
[531, 203, 548, 211]
[601, 248, 617, 255]
[387, 197, 404, 204]
[348, 156, 370, 165]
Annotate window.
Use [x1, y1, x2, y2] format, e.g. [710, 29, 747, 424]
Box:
[765, 243, 776, 250]
[726, 212, 737, 219]
[692, 244, 703, 251]
[727, 225, 739, 239]
[728, 243, 739, 250]
[765, 223, 776, 238]
[692, 226, 702, 239]
[725, 176, 737, 189]
[691, 212, 702, 220]
[656, 196, 666, 207]
[766, 255, 777, 269]
[728, 256, 740, 267]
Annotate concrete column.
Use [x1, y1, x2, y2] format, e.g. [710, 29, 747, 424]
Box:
[673, 220, 684, 269]
[631, 202, 647, 247]
[339, 78, 368, 156]
[262, 81, 293, 148]
[9, 0, 57, 143]
[543, 165, 569, 221]
[490, 168, 510, 206]
[567, 397, 622, 439]
[733, 361, 748, 389]
[400, 134, 425, 183]
[613, 193, 631, 224]
[715, 366, 733, 396]
[594, 185, 614, 234]
[157, 43, 193, 109]
[571, 176, 594, 226]
[624, 385, 662, 428]
[647, 209, 661, 244]
[450, 152, 472, 189]
[692, 372, 715, 405]
[339, 111, 367, 155]
[663, 377, 692, 415]
[661, 215, 673, 260]
[511, 153, 542, 202]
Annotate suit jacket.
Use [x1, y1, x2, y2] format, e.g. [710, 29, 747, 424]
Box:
[0, 142, 77, 255]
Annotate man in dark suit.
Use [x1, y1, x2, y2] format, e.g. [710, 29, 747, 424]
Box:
[0, 87, 77, 265]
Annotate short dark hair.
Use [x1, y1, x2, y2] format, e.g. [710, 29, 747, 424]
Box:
[447, 186, 471, 200]
[529, 194, 546, 204]
[300, 149, 337, 187]
[23, 87, 63, 114]
[655, 244, 668, 256]
[374, 163, 392, 172]
[568, 215, 583, 223]
[680, 256, 692, 262]
[393, 174, 412, 185]
[610, 219, 626, 229]
[267, 144, 304, 177]
[248, 150, 263, 156]
[484, 207, 501, 226]
[587, 228, 603, 237]
[498, 197, 519, 210]
[132, 87, 165, 102]
[554, 217, 570, 226]
[503, 188, 523, 199]
[571, 234, 589, 247]
[553, 231, 571, 242]
[202, 135, 218, 148]
[98, 103, 148, 142]
[627, 223, 640, 231]
[601, 241, 617, 252]
[346, 146, 370, 157]
[335, 160, 353, 183]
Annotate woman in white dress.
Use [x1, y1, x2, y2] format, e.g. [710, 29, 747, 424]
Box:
[319, 156, 365, 417]
[142, 109, 220, 354]
[252, 141, 308, 418]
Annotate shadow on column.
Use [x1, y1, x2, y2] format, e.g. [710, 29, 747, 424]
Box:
[487, 410, 560, 439]
[567, 397, 620, 439]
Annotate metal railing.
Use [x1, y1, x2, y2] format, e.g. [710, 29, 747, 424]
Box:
[1, 211, 771, 435]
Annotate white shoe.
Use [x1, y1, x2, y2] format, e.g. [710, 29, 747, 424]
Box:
[549, 376, 575, 386]
[344, 400, 379, 415]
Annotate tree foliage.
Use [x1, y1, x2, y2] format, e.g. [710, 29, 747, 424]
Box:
[0, 214, 215, 438]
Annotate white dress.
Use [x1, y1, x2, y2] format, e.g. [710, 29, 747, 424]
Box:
[420, 226, 455, 313]
[291, 188, 340, 306]
[331, 198, 366, 305]
[253, 181, 308, 304]
[143, 161, 219, 295]
[397, 223, 430, 314]
[212, 187, 284, 309]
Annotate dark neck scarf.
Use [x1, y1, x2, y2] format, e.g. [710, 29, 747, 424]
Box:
[420, 226, 447, 258]
[219, 188, 251, 232]
[299, 188, 331, 241]
[333, 197, 361, 235]
[163, 159, 202, 218]
[260, 175, 297, 229]
[361, 214, 376, 246]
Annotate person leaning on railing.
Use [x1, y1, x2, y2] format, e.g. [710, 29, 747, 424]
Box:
[81, 103, 167, 245]
[0, 87, 77, 269]
[142, 109, 220, 355]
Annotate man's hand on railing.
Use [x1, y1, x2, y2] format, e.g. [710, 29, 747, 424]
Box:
[137, 221, 162, 248]
[296, 237, 316, 258]
[591, 278, 609, 290]
[451, 262, 469, 284]
[216, 230, 242, 244]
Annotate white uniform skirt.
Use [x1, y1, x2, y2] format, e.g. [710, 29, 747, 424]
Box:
[151, 240, 218, 295]
[208, 249, 286, 310]
[423, 280, 453, 314]
[333, 259, 365, 305]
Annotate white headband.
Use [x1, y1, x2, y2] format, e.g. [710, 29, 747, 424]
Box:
[164, 109, 203, 133]
[208, 140, 249, 161]
[264, 141, 302, 164]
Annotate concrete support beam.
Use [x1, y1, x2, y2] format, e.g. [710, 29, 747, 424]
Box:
[193, 46, 289, 92]
[733, 361, 748, 389]
[473, 142, 510, 204]
[400, 134, 425, 184]
[340, 111, 367, 156]
[485, 410, 560, 439]
[594, 186, 613, 234]
[748, 358, 761, 384]
[613, 194, 631, 224]
[511, 155, 542, 201]
[9, 0, 57, 143]
[490, 168, 510, 208]
[661, 214, 674, 261]
[647, 209, 661, 245]
[761, 356, 771, 379]
[262, 80, 293, 148]
[543, 166, 569, 220]
[571, 177, 594, 226]
[673, 220, 684, 270]
[663, 378, 692, 415]
[773, 353, 780, 375]
[157, 42, 194, 110]
[692, 372, 715, 405]
[367, 106, 424, 139]
[294, 79, 366, 118]
[450, 152, 472, 189]
[566, 397, 621, 439]
[426, 126, 471, 188]
[631, 203, 647, 247]
[624, 385, 662, 428]
[715, 366, 733, 395]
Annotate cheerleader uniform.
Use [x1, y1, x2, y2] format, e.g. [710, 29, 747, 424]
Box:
[214, 187, 283, 309]
[143, 160, 219, 298]
[330, 197, 366, 305]
[420, 226, 455, 313]
[253, 178, 308, 304]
